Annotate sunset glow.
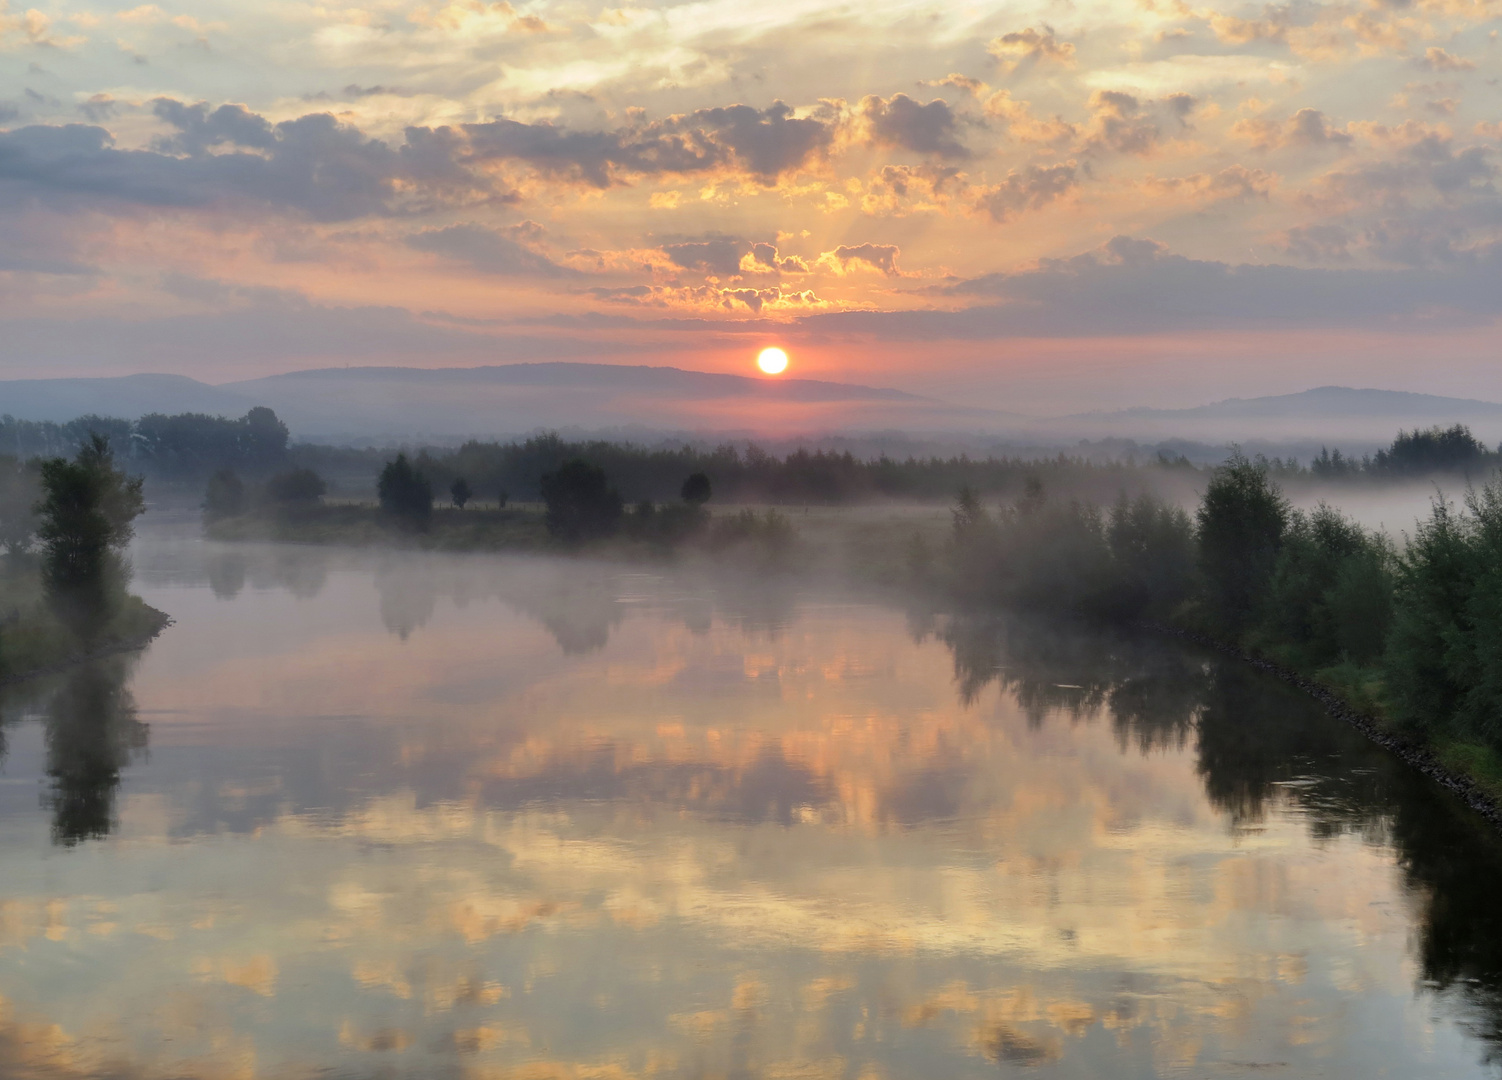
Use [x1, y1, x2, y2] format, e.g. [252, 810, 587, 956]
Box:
[0, 0, 1497, 410]
[757, 348, 790, 375]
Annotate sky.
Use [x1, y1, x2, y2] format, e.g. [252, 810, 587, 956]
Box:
[0, 0, 1499, 411]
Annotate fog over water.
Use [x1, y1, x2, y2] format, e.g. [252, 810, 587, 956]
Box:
[1, 514, 1501, 1078]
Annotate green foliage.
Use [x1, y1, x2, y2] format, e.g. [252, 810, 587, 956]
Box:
[625, 499, 708, 546]
[539, 459, 623, 542]
[1374, 424, 1493, 477]
[948, 484, 1194, 621]
[1260, 504, 1394, 667]
[1106, 493, 1196, 620]
[1196, 451, 1290, 634]
[377, 454, 433, 529]
[265, 468, 327, 505]
[450, 476, 472, 509]
[35, 435, 146, 633]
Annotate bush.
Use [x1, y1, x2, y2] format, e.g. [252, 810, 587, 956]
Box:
[378, 454, 433, 528]
[451, 477, 472, 509]
[539, 459, 623, 542]
[265, 468, 326, 505]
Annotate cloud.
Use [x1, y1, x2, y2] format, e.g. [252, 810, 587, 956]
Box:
[1141, 165, 1277, 203]
[984, 92, 1079, 147]
[1082, 91, 1195, 156]
[1233, 108, 1352, 151]
[405, 223, 571, 276]
[800, 234, 1502, 337]
[974, 163, 1078, 221]
[657, 236, 806, 278]
[1282, 223, 1353, 261]
[458, 101, 836, 187]
[922, 74, 989, 97]
[0, 106, 483, 221]
[1418, 47, 1474, 71]
[857, 94, 970, 159]
[987, 27, 1076, 71]
[819, 243, 901, 276]
[860, 164, 965, 216]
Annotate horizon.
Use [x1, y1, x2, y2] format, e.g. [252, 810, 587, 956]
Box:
[0, 0, 1497, 415]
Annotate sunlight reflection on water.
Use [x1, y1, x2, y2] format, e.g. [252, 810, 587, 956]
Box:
[0, 519, 1499, 1078]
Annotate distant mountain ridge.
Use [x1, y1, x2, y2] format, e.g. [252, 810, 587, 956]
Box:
[1087, 386, 1502, 422]
[3, 367, 1501, 446]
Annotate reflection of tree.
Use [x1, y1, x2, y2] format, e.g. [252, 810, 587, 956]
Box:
[939, 613, 1204, 751]
[375, 560, 438, 640]
[937, 612, 1502, 1066]
[205, 551, 247, 599]
[43, 656, 147, 846]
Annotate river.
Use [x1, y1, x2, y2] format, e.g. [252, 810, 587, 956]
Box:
[1, 515, 1500, 1078]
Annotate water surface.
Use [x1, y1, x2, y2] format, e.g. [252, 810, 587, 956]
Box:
[2, 519, 1501, 1078]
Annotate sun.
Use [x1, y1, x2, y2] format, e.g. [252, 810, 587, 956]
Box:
[756, 347, 789, 375]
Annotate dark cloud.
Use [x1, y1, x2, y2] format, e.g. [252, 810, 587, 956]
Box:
[78, 94, 117, 123]
[0, 105, 478, 220]
[406, 223, 571, 277]
[975, 162, 1078, 221]
[662, 236, 748, 276]
[794, 235, 1502, 337]
[859, 94, 970, 159]
[823, 243, 901, 276]
[458, 100, 835, 187]
[660, 236, 806, 278]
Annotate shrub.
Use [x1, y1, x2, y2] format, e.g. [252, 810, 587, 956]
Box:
[539, 459, 622, 542]
[265, 468, 326, 505]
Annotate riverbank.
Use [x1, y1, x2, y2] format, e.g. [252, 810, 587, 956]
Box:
[206, 503, 552, 550]
[0, 596, 172, 686]
[1155, 624, 1502, 827]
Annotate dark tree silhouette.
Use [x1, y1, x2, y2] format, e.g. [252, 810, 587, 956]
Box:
[35, 434, 145, 634]
[497, 489, 508, 509]
[680, 472, 712, 504]
[450, 476, 472, 509]
[539, 459, 623, 542]
[1196, 451, 1289, 633]
[265, 468, 326, 505]
[202, 469, 246, 520]
[377, 453, 433, 528]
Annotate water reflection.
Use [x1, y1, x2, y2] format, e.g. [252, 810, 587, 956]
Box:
[943, 609, 1502, 1067]
[4, 536, 1502, 1077]
[0, 655, 146, 845]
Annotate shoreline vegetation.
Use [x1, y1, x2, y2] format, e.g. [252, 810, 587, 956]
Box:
[0, 436, 161, 685]
[201, 431, 1502, 824]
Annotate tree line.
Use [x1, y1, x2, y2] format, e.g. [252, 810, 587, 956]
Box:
[937, 450, 1502, 768]
[0, 408, 289, 479]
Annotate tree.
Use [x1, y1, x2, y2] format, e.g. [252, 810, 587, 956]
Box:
[35, 434, 145, 632]
[265, 468, 326, 505]
[497, 489, 508, 509]
[378, 453, 433, 527]
[240, 406, 290, 471]
[680, 472, 712, 504]
[202, 469, 246, 520]
[450, 476, 472, 509]
[539, 459, 623, 542]
[0, 455, 40, 556]
[1196, 451, 1289, 634]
